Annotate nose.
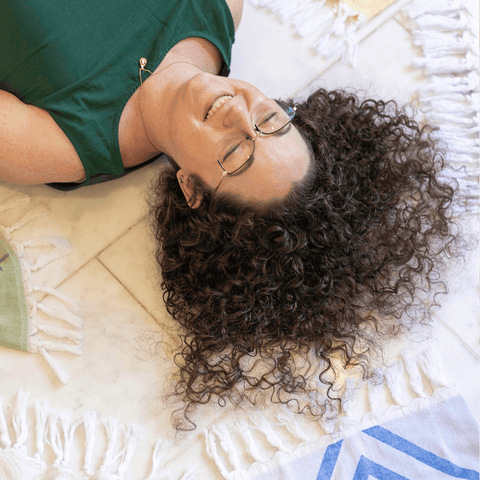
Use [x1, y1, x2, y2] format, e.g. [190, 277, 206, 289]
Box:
[223, 102, 257, 139]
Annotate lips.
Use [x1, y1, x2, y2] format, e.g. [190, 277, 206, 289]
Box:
[205, 95, 233, 120]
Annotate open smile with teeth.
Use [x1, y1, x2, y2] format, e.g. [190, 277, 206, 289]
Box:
[206, 95, 233, 120]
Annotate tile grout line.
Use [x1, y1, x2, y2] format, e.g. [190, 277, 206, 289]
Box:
[393, 12, 412, 34]
[292, 0, 416, 98]
[95, 256, 163, 323]
[433, 311, 480, 360]
[95, 213, 149, 258]
[33, 214, 150, 303]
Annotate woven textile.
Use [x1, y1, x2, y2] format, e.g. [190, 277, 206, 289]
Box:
[0, 231, 28, 352]
[0, 194, 84, 383]
[250, 394, 479, 480]
[205, 347, 479, 479]
[0, 391, 199, 480]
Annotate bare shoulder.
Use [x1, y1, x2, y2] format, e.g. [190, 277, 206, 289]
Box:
[224, 0, 243, 31]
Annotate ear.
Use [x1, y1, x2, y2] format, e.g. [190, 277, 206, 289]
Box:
[176, 170, 203, 209]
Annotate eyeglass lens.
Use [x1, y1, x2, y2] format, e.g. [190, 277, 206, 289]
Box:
[216, 100, 295, 175]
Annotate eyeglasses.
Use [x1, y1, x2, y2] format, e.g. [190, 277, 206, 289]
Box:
[214, 99, 297, 191]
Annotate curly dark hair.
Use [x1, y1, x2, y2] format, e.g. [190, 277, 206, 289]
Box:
[150, 88, 460, 430]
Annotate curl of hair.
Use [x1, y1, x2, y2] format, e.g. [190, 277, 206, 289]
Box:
[151, 88, 460, 430]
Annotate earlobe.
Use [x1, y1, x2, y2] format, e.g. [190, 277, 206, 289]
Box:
[188, 193, 203, 209]
[176, 170, 203, 209]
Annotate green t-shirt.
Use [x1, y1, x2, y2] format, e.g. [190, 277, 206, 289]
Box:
[1, 0, 235, 190]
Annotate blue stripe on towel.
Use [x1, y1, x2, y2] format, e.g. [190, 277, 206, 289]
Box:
[316, 440, 343, 480]
[363, 426, 480, 480]
[352, 455, 410, 480]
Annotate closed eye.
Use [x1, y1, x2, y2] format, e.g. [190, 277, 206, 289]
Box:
[273, 123, 292, 136]
[226, 153, 255, 177]
[223, 143, 241, 162]
[257, 112, 277, 127]
[224, 124, 295, 177]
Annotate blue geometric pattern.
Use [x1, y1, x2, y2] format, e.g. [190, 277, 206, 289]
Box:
[352, 456, 410, 480]
[316, 440, 343, 480]
[315, 426, 480, 480]
[364, 427, 480, 480]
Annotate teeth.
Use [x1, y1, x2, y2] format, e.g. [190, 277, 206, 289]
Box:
[206, 95, 233, 120]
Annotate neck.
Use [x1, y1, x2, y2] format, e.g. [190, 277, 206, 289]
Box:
[139, 62, 203, 154]
[119, 37, 223, 168]
[119, 61, 203, 168]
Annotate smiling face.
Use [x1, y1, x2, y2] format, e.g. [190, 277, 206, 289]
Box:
[140, 70, 312, 206]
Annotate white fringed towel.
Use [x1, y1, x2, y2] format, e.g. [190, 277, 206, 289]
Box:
[0, 391, 200, 480]
[204, 346, 479, 480]
[0, 193, 84, 384]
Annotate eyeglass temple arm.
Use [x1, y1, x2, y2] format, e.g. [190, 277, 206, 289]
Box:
[214, 169, 228, 191]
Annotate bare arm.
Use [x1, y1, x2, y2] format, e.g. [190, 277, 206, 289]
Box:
[225, 0, 243, 31]
[0, 90, 85, 185]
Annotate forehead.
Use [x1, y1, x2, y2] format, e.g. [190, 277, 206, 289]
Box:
[221, 126, 312, 204]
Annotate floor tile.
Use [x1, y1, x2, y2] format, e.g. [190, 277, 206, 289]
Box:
[231, 1, 333, 99]
[0, 259, 224, 478]
[0, 158, 166, 291]
[430, 316, 479, 419]
[97, 218, 173, 331]
[425, 212, 479, 352]
[297, 16, 424, 103]
[232, 0, 415, 99]
[432, 263, 480, 355]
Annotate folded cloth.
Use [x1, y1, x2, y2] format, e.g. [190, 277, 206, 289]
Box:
[205, 346, 479, 480]
[0, 194, 84, 384]
[249, 394, 479, 480]
[0, 231, 29, 351]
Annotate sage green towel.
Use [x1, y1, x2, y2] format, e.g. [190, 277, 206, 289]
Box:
[0, 231, 29, 352]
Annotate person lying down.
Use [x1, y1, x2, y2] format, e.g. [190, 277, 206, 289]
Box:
[1, 0, 462, 429]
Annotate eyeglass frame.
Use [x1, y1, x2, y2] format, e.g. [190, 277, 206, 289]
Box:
[214, 100, 297, 191]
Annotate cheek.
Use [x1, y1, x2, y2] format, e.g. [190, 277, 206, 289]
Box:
[174, 130, 218, 180]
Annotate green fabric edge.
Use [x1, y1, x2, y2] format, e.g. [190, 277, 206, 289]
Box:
[0, 232, 29, 352]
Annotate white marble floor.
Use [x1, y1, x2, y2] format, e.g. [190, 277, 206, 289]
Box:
[0, 1, 478, 479]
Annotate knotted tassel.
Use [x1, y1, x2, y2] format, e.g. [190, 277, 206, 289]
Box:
[21, 236, 71, 270]
[26, 284, 80, 314]
[12, 390, 30, 449]
[276, 408, 312, 443]
[143, 438, 171, 480]
[34, 399, 50, 459]
[205, 428, 231, 479]
[235, 420, 267, 463]
[209, 423, 243, 473]
[100, 417, 120, 472]
[250, 412, 288, 452]
[0, 397, 12, 449]
[36, 347, 71, 384]
[116, 423, 146, 478]
[82, 410, 97, 476]
[401, 349, 427, 398]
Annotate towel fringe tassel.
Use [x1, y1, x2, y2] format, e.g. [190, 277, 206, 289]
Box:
[0, 392, 194, 480]
[247, 0, 367, 67]
[0, 195, 84, 384]
[204, 345, 459, 479]
[402, 0, 479, 214]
